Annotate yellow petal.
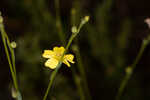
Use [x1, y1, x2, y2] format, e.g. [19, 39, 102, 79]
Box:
[53, 46, 65, 55]
[64, 54, 75, 63]
[45, 58, 59, 69]
[42, 50, 54, 58]
[63, 59, 71, 67]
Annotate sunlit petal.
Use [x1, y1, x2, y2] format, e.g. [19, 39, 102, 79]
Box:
[45, 58, 59, 69]
[63, 59, 71, 67]
[64, 54, 75, 63]
[42, 46, 75, 69]
[42, 50, 54, 58]
[53, 46, 65, 55]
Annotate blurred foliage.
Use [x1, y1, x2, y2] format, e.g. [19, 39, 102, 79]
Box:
[1, 0, 150, 100]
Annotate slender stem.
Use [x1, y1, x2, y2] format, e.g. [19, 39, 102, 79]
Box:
[115, 40, 148, 100]
[65, 34, 75, 51]
[71, 68, 85, 100]
[4, 31, 17, 77]
[75, 45, 92, 100]
[65, 17, 87, 51]
[0, 25, 18, 91]
[131, 40, 148, 70]
[116, 72, 130, 100]
[71, 7, 91, 100]
[43, 62, 62, 100]
[0, 20, 22, 100]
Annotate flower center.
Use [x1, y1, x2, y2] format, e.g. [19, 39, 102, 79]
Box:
[56, 53, 62, 57]
[55, 53, 63, 61]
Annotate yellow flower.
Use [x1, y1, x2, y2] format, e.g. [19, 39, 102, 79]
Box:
[42, 46, 75, 69]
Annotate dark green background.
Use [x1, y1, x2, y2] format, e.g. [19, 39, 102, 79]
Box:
[0, 0, 150, 100]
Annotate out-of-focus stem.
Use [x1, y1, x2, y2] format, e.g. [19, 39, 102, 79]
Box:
[74, 45, 92, 100]
[70, 7, 92, 100]
[115, 39, 149, 100]
[71, 68, 85, 100]
[0, 14, 22, 100]
[0, 25, 18, 92]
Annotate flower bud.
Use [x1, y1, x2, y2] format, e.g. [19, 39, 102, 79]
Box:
[81, 16, 90, 25]
[71, 26, 78, 33]
[84, 16, 90, 22]
[11, 41, 17, 48]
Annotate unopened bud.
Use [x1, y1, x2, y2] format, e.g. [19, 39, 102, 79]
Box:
[11, 86, 17, 98]
[84, 16, 90, 22]
[71, 26, 78, 33]
[145, 18, 150, 28]
[81, 16, 90, 25]
[10, 41, 17, 48]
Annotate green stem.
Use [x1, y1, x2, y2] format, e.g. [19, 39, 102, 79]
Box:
[75, 45, 92, 100]
[0, 21, 22, 100]
[131, 40, 148, 70]
[115, 39, 148, 100]
[70, 7, 92, 100]
[43, 62, 62, 100]
[71, 68, 85, 100]
[0, 25, 18, 91]
[65, 18, 87, 52]
[4, 31, 17, 77]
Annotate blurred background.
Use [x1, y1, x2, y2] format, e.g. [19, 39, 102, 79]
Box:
[1, 0, 150, 100]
